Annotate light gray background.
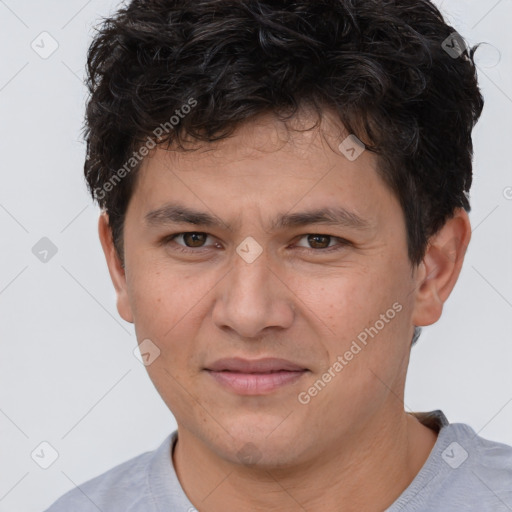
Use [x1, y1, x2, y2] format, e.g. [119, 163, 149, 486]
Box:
[0, 1, 511, 511]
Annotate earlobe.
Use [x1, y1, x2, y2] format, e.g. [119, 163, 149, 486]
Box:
[411, 208, 471, 327]
[97, 212, 134, 324]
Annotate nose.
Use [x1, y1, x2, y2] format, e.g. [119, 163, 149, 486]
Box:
[211, 248, 295, 339]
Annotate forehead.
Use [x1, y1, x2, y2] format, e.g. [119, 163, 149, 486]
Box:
[142, 108, 371, 173]
[171, 109, 363, 164]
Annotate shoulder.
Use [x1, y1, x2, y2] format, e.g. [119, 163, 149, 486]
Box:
[416, 411, 512, 485]
[436, 422, 512, 506]
[464, 425, 512, 485]
[43, 435, 174, 512]
[389, 414, 512, 512]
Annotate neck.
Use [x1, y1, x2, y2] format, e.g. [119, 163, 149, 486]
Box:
[173, 410, 438, 512]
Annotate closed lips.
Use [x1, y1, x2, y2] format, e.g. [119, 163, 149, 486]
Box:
[205, 357, 308, 373]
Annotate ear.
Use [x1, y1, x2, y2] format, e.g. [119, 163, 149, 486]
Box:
[98, 212, 134, 324]
[411, 207, 471, 327]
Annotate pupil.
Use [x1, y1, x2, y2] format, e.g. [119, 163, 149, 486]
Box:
[185, 233, 206, 247]
[309, 234, 329, 249]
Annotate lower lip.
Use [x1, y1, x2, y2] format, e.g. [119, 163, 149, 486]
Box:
[206, 370, 306, 395]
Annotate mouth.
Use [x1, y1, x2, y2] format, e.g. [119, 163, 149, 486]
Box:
[204, 357, 309, 395]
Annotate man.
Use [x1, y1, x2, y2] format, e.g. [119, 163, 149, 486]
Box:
[45, 0, 512, 510]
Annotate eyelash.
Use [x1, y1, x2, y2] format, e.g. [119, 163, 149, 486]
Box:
[161, 232, 351, 255]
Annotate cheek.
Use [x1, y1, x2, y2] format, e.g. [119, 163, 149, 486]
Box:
[298, 271, 382, 333]
[306, 267, 409, 361]
[128, 265, 212, 370]
[128, 263, 192, 331]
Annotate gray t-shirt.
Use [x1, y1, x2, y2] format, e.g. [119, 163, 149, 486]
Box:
[43, 410, 512, 511]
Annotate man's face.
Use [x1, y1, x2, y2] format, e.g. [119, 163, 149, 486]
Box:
[115, 112, 425, 466]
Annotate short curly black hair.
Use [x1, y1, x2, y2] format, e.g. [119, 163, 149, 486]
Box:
[83, 0, 484, 270]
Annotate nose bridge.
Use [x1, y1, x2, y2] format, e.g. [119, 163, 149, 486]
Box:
[228, 231, 272, 299]
[230, 247, 272, 302]
[212, 245, 294, 337]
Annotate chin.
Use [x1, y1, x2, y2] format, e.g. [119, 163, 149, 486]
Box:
[211, 420, 304, 468]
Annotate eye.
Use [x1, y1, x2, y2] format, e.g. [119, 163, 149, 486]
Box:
[176, 232, 209, 248]
[294, 234, 350, 252]
[162, 232, 218, 253]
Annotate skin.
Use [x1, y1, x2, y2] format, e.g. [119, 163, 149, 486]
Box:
[99, 109, 471, 512]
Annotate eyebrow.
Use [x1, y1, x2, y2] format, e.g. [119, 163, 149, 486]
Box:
[144, 202, 373, 232]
